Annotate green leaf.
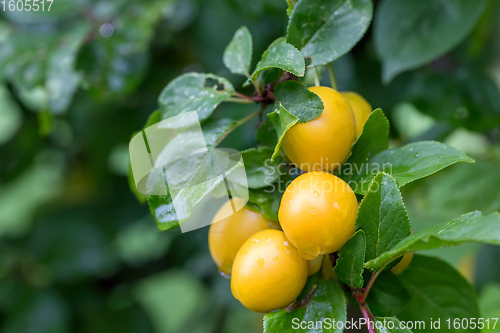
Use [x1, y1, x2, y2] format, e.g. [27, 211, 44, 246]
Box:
[335, 230, 366, 288]
[244, 38, 305, 87]
[158, 73, 235, 122]
[241, 147, 281, 189]
[375, 317, 413, 333]
[201, 118, 238, 147]
[398, 255, 479, 333]
[365, 211, 500, 271]
[367, 271, 411, 317]
[247, 171, 295, 221]
[274, 80, 324, 123]
[263, 276, 347, 333]
[351, 108, 389, 158]
[286, 0, 373, 67]
[478, 284, 500, 330]
[347, 141, 474, 195]
[147, 118, 238, 231]
[223, 26, 252, 76]
[267, 104, 299, 160]
[374, 0, 488, 82]
[259, 67, 285, 86]
[356, 173, 411, 262]
[148, 194, 178, 231]
[339, 108, 389, 181]
[256, 115, 279, 147]
[248, 186, 282, 222]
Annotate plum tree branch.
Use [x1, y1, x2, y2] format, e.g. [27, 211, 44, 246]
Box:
[361, 261, 390, 304]
[226, 97, 254, 104]
[253, 80, 263, 96]
[359, 303, 377, 333]
[213, 109, 261, 147]
[234, 92, 255, 101]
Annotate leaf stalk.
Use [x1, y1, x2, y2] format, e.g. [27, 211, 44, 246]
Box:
[327, 63, 337, 90]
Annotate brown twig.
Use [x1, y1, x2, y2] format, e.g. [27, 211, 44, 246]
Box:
[329, 252, 339, 268]
[213, 109, 260, 147]
[285, 284, 318, 313]
[359, 303, 377, 333]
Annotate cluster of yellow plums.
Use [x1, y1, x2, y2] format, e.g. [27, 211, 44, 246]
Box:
[208, 86, 413, 313]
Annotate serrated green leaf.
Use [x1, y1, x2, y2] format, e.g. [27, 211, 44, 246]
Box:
[335, 230, 366, 288]
[223, 26, 252, 76]
[201, 118, 238, 147]
[148, 194, 178, 231]
[241, 147, 281, 189]
[339, 108, 389, 182]
[146, 118, 238, 231]
[268, 104, 299, 160]
[158, 73, 235, 122]
[356, 173, 411, 262]
[263, 276, 347, 333]
[352, 108, 390, 157]
[259, 67, 284, 86]
[274, 80, 324, 123]
[367, 271, 410, 317]
[286, 0, 373, 67]
[398, 255, 479, 333]
[244, 38, 304, 87]
[365, 211, 500, 271]
[347, 141, 474, 195]
[405, 154, 500, 222]
[374, 0, 488, 82]
[375, 317, 413, 333]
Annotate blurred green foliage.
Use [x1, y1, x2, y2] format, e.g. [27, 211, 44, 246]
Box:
[0, 0, 499, 332]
